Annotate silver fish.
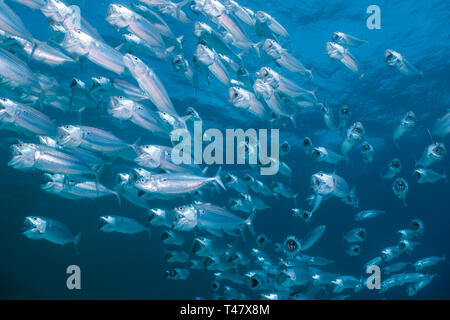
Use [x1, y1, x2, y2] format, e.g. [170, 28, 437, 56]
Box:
[141, 0, 192, 24]
[361, 141, 374, 164]
[89, 76, 148, 101]
[106, 4, 166, 49]
[194, 43, 231, 86]
[312, 147, 344, 164]
[0, 98, 57, 137]
[327, 42, 362, 76]
[416, 142, 446, 167]
[99, 215, 149, 235]
[224, 0, 255, 27]
[108, 96, 168, 137]
[332, 32, 367, 47]
[253, 79, 295, 122]
[341, 122, 365, 158]
[172, 53, 198, 86]
[432, 111, 450, 138]
[228, 86, 272, 121]
[355, 210, 386, 221]
[385, 49, 422, 76]
[61, 29, 126, 75]
[413, 168, 447, 184]
[255, 11, 288, 39]
[116, 33, 175, 62]
[0, 0, 33, 40]
[123, 53, 179, 118]
[9, 143, 95, 176]
[263, 39, 312, 78]
[393, 177, 408, 207]
[383, 158, 402, 180]
[134, 168, 225, 199]
[22, 216, 81, 252]
[393, 111, 416, 145]
[301, 225, 326, 251]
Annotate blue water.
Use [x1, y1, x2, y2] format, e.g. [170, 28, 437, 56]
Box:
[0, 0, 449, 299]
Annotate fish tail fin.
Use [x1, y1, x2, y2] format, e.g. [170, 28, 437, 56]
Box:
[214, 167, 226, 190]
[73, 232, 82, 255]
[177, 0, 190, 9]
[380, 172, 386, 188]
[243, 210, 256, 238]
[293, 193, 299, 207]
[426, 128, 435, 144]
[113, 191, 122, 207]
[402, 197, 408, 207]
[290, 114, 297, 128]
[251, 41, 262, 57]
[176, 36, 184, 49]
[444, 171, 448, 184]
[131, 136, 142, 154]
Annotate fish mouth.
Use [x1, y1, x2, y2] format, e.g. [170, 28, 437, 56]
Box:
[312, 149, 321, 160]
[257, 235, 267, 246]
[391, 160, 400, 169]
[22, 217, 35, 233]
[161, 231, 170, 241]
[284, 238, 299, 253]
[98, 217, 108, 229]
[248, 275, 259, 288]
[41, 173, 54, 186]
[255, 11, 267, 23]
[10, 144, 23, 156]
[414, 170, 422, 180]
[107, 4, 122, 17]
[362, 144, 370, 152]
[332, 32, 342, 42]
[302, 138, 311, 147]
[203, 256, 215, 268]
[165, 268, 177, 279]
[192, 238, 205, 254]
[384, 50, 395, 62]
[410, 220, 422, 232]
[357, 230, 366, 239]
[395, 180, 406, 192]
[163, 251, 174, 262]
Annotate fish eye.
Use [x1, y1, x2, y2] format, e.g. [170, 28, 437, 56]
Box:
[353, 246, 360, 253]
[303, 139, 311, 147]
[303, 212, 309, 219]
[358, 230, 366, 239]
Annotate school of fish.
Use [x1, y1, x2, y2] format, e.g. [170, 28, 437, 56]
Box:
[1, 0, 449, 300]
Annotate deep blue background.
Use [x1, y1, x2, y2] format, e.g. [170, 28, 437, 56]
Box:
[0, 0, 449, 299]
